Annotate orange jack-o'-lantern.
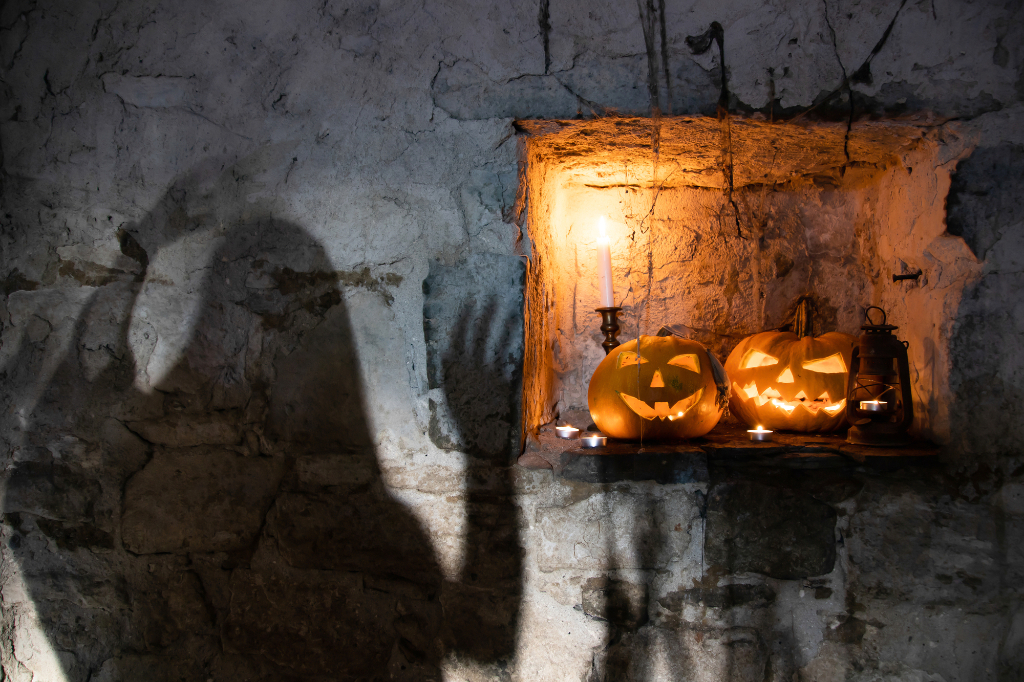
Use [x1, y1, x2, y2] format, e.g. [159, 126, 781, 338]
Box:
[588, 335, 725, 440]
[725, 304, 857, 432]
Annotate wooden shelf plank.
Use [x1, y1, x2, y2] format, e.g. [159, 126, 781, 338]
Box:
[519, 417, 939, 481]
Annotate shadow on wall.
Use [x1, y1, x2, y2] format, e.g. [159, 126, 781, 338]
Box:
[579, 476, 839, 682]
[1, 166, 522, 681]
[946, 142, 1024, 460]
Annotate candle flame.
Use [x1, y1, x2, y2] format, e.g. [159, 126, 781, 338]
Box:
[599, 216, 607, 239]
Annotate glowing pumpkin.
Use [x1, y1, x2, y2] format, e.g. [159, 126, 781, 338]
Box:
[588, 335, 725, 440]
[725, 327, 857, 433]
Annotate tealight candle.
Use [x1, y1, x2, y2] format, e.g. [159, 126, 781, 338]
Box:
[555, 425, 580, 439]
[859, 400, 888, 413]
[580, 433, 608, 448]
[747, 426, 774, 442]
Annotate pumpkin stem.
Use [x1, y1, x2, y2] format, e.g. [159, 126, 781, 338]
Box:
[795, 297, 813, 338]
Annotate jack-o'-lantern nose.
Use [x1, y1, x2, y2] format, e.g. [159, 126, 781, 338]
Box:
[650, 370, 665, 388]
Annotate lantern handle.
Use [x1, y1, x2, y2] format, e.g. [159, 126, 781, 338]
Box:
[864, 306, 887, 326]
[895, 333, 914, 430]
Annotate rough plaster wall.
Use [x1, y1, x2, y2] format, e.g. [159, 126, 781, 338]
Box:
[869, 131, 981, 446]
[945, 109, 1024, 460]
[533, 177, 880, 415]
[0, 0, 1023, 681]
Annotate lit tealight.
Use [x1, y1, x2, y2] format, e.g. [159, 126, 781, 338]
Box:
[859, 400, 888, 413]
[555, 425, 580, 439]
[580, 433, 608, 448]
[747, 425, 774, 442]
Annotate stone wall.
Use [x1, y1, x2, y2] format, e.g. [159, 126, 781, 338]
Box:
[1, 0, 1023, 680]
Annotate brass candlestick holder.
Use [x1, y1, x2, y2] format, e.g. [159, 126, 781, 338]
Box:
[596, 307, 622, 355]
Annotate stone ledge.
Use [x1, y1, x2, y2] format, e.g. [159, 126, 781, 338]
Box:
[519, 418, 939, 483]
[559, 449, 709, 485]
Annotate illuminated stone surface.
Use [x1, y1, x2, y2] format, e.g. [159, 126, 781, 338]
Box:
[1, 0, 1023, 680]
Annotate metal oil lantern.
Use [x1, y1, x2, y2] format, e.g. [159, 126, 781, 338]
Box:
[846, 306, 913, 446]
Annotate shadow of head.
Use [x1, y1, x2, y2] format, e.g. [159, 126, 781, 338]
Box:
[1, 167, 453, 680]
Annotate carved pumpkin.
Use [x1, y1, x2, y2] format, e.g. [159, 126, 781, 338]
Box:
[725, 310, 857, 433]
[588, 335, 724, 440]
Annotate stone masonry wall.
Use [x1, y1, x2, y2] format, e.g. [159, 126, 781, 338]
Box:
[1, 1, 1023, 680]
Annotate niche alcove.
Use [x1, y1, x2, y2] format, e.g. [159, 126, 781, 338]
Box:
[517, 115, 980, 451]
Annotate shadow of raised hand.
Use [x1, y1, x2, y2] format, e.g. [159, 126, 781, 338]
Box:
[438, 296, 524, 667]
[439, 298, 520, 460]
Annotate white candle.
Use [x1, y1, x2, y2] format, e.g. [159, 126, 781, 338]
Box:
[747, 425, 774, 442]
[596, 217, 614, 307]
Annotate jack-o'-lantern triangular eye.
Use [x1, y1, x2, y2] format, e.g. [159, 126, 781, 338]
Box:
[617, 352, 648, 369]
[802, 353, 847, 374]
[667, 353, 700, 373]
[740, 349, 779, 369]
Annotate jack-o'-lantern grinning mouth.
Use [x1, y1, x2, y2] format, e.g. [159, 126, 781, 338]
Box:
[616, 388, 704, 421]
[733, 381, 846, 416]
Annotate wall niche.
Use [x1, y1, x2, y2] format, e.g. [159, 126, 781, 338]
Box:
[518, 115, 980, 445]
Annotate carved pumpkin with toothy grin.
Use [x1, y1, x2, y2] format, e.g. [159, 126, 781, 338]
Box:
[725, 329, 858, 432]
[588, 335, 724, 440]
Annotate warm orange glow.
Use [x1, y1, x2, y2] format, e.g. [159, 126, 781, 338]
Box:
[776, 367, 795, 383]
[740, 349, 779, 369]
[522, 118, 942, 439]
[736, 381, 760, 400]
[822, 400, 846, 415]
[735, 379, 850, 418]
[802, 353, 848, 374]
[667, 353, 700, 372]
[859, 399, 887, 412]
[649, 370, 665, 388]
[617, 352, 649, 369]
[771, 398, 797, 413]
[617, 388, 704, 421]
